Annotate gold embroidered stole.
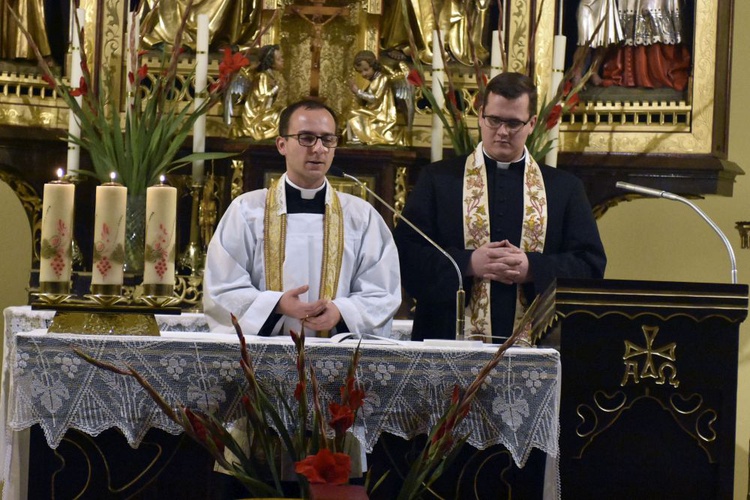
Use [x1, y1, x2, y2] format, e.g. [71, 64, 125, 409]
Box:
[264, 175, 344, 337]
[462, 144, 547, 342]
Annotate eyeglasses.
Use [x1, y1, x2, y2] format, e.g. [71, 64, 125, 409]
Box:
[481, 115, 532, 132]
[283, 133, 340, 148]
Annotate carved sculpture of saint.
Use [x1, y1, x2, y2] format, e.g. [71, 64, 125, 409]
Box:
[380, 0, 490, 66]
[234, 44, 287, 140]
[141, 0, 261, 50]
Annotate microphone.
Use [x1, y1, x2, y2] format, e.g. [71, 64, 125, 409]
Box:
[615, 181, 737, 284]
[328, 166, 466, 339]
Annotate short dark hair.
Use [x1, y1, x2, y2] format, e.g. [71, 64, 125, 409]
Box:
[279, 100, 339, 136]
[482, 72, 538, 118]
[258, 44, 280, 72]
[353, 50, 382, 72]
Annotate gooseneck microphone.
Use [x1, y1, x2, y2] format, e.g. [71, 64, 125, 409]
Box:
[328, 167, 466, 339]
[615, 181, 737, 284]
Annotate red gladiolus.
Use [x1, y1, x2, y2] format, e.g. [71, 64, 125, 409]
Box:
[138, 64, 149, 80]
[447, 90, 458, 109]
[567, 92, 580, 109]
[185, 407, 224, 453]
[42, 73, 56, 89]
[328, 402, 355, 434]
[128, 71, 135, 85]
[340, 377, 364, 411]
[546, 104, 562, 130]
[69, 77, 87, 97]
[295, 381, 305, 401]
[295, 448, 351, 484]
[219, 47, 250, 77]
[562, 80, 573, 97]
[407, 69, 423, 87]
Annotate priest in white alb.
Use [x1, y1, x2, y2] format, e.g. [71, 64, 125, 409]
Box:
[203, 99, 401, 337]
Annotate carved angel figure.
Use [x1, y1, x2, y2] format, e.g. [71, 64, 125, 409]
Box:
[346, 50, 414, 146]
[224, 45, 287, 140]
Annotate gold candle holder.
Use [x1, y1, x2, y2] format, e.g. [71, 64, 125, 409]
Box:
[140, 284, 180, 308]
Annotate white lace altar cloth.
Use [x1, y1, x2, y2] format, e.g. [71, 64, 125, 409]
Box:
[1, 306, 560, 499]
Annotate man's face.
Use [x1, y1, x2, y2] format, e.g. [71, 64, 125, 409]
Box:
[479, 92, 537, 162]
[276, 107, 337, 189]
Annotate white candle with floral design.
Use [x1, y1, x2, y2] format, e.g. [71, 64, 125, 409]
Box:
[39, 169, 75, 288]
[91, 175, 127, 289]
[143, 179, 177, 288]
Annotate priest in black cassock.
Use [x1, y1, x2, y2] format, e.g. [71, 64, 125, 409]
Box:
[393, 72, 606, 343]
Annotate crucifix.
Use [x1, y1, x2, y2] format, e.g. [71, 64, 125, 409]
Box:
[285, 0, 349, 97]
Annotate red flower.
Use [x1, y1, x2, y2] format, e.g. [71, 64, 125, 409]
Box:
[214, 48, 250, 91]
[407, 69, 423, 87]
[42, 73, 56, 89]
[295, 381, 305, 401]
[219, 48, 250, 76]
[328, 402, 355, 434]
[447, 90, 458, 109]
[340, 377, 364, 412]
[69, 77, 88, 97]
[562, 80, 573, 97]
[138, 64, 149, 80]
[295, 448, 351, 484]
[566, 92, 580, 109]
[545, 103, 563, 130]
[128, 71, 135, 85]
[184, 407, 224, 453]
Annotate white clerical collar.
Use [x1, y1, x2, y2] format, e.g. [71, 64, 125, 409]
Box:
[285, 177, 326, 200]
[482, 146, 526, 170]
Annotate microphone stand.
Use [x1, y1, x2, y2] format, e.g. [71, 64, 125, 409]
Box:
[615, 181, 737, 284]
[329, 167, 466, 339]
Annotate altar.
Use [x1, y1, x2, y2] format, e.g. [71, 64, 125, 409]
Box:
[1, 306, 561, 499]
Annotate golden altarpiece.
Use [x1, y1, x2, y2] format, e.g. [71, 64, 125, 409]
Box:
[0, 2, 746, 498]
[0, 0, 739, 309]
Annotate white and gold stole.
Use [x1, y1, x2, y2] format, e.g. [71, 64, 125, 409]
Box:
[263, 175, 344, 337]
[462, 144, 547, 342]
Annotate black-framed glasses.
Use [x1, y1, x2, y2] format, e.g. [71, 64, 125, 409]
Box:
[283, 133, 340, 148]
[481, 114, 532, 132]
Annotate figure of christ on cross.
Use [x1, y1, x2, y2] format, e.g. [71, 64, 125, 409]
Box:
[286, 0, 349, 97]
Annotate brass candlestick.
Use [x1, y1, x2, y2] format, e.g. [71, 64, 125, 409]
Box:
[179, 182, 205, 276]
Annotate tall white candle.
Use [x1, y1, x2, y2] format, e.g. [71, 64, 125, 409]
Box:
[490, 30, 502, 78]
[39, 170, 75, 286]
[125, 10, 140, 106]
[192, 14, 209, 184]
[66, 8, 85, 174]
[143, 180, 177, 287]
[545, 35, 567, 168]
[91, 176, 127, 288]
[431, 30, 445, 162]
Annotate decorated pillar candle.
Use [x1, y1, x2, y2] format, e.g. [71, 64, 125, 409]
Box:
[431, 30, 445, 162]
[192, 14, 209, 184]
[490, 30, 502, 78]
[66, 7, 85, 174]
[91, 176, 127, 293]
[143, 179, 177, 292]
[39, 170, 75, 292]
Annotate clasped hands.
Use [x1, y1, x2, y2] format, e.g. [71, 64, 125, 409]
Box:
[275, 285, 341, 331]
[468, 240, 530, 285]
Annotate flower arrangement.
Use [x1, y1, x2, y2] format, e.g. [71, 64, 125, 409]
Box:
[6, 1, 248, 195]
[76, 315, 367, 498]
[74, 309, 528, 499]
[401, 2, 606, 162]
